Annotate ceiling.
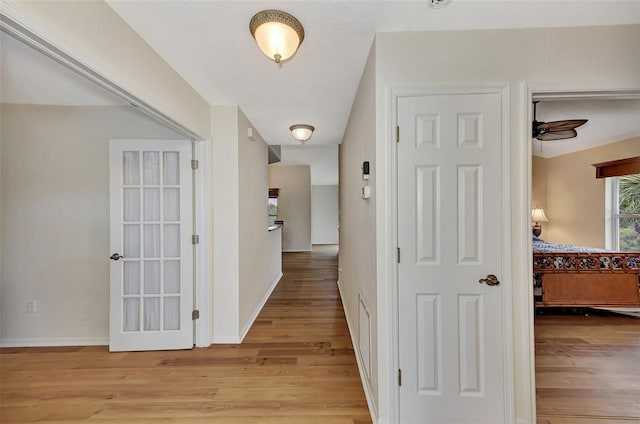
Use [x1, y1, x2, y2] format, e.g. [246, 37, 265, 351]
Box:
[2, 1, 639, 162]
[532, 99, 640, 158]
[105, 0, 640, 146]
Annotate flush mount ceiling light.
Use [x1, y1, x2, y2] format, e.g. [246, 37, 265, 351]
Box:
[289, 124, 314, 143]
[249, 10, 305, 64]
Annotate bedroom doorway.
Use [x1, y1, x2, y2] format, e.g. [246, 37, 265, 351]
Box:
[528, 89, 640, 423]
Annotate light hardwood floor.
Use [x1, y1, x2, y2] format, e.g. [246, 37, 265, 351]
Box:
[1, 245, 373, 424]
[535, 313, 640, 424]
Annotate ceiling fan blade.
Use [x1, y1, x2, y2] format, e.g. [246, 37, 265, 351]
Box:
[537, 119, 588, 132]
[536, 129, 577, 141]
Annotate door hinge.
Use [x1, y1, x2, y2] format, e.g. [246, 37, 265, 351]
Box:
[191, 159, 199, 170]
[397, 247, 401, 263]
[398, 369, 402, 386]
[192, 309, 200, 320]
[192, 234, 200, 245]
[396, 126, 400, 143]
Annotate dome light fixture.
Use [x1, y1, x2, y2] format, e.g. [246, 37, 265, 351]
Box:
[289, 124, 314, 143]
[249, 10, 304, 64]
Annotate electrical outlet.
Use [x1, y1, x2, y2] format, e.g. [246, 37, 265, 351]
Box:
[26, 300, 37, 313]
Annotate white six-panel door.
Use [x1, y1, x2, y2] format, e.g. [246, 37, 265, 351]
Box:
[109, 140, 193, 352]
[397, 92, 507, 423]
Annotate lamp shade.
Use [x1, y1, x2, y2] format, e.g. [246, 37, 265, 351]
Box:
[290, 124, 314, 143]
[250, 10, 304, 63]
[531, 208, 548, 223]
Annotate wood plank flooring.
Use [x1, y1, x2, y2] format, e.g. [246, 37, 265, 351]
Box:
[1, 245, 372, 424]
[535, 312, 640, 424]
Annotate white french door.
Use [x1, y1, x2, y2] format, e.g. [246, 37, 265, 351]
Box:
[397, 91, 509, 423]
[109, 140, 193, 352]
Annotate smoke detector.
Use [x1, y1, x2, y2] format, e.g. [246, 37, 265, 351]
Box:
[428, 0, 452, 8]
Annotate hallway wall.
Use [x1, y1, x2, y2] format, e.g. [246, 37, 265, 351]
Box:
[268, 165, 312, 252]
[341, 24, 640, 423]
[0, 105, 183, 345]
[311, 185, 339, 245]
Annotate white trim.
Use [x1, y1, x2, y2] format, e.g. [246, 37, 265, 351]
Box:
[211, 335, 242, 344]
[388, 84, 515, 423]
[194, 139, 212, 347]
[516, 419, 532, 424]
[532, 89, 640, 101]
[605, 177, 616, 250]
[337, 280, 379, 424]
[0, 337, 109, 348]
[238, 272, 283, 343]
[282, 249, 312, 253]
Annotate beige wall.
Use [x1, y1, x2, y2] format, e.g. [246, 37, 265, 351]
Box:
[339, 41, 378, 415]
[211, 106, 240, 341]
[238, 108, 280, 335]
[268, 166, 312, 252]
[531, 155, 548, 212]
[211, 106, 280, 343]
[311, 185, 339, 245]
[5, 0, 211, 138]
[0, 105, 183, 344]
[533, 137, 640, 247]
[343, 24, 640, 423]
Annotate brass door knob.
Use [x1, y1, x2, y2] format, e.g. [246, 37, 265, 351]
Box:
[478, 274, 500, 286]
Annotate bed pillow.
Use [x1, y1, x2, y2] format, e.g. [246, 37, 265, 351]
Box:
[532, 235, 544, 242]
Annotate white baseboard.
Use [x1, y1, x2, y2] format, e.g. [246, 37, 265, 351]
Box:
[0, 337, 109, 348]
[282, 249, 312, 252]
[337, 280, 379, 424]
[516, 418, 531, 424]
[211, 335, 242, 344]
[239, 272, 283, 343]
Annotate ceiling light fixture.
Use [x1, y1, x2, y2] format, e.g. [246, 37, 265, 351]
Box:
[290, 124, 314, 143]
[249, 10, 304, 64]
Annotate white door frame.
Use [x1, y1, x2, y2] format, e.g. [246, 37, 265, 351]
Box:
[194, 139, 212, 347]
[522, 83, 640, 423]
[387, 84, 514, 424]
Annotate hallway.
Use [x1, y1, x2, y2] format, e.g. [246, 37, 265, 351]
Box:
[0, 246, 372, 423]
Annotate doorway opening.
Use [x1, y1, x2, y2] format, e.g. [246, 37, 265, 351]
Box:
[528, 90, 640, 423]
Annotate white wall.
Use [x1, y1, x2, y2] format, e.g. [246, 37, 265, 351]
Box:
[211, 106, 281, 343]
[277, 145, 339, 185]
[0, 105, 184, 345]
[211, 105, 240, 342]
[238, 108, 282, 337]
[311, 185, 339, 245]
[268, 166, 312, 252]
[340, 24, 640, 423]
[4, 0, 210, 138]
[339, 41, 379, 418]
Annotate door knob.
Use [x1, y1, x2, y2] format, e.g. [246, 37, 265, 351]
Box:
[479, 274, 500, 286]
[110, 253, 124, 261]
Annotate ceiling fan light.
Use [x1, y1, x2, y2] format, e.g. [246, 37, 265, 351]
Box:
[250, 10, 304, 63]
[290, 124, 314, 143]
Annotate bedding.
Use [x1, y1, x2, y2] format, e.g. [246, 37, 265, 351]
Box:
[532, 238, 640, 307]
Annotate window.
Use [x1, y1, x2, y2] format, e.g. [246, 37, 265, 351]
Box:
[613, 174, 640, 251]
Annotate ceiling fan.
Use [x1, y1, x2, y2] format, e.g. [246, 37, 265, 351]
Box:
[532, 101, 588, 141]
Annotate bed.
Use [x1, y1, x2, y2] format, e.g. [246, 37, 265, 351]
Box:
[533, 239, 640, 307]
